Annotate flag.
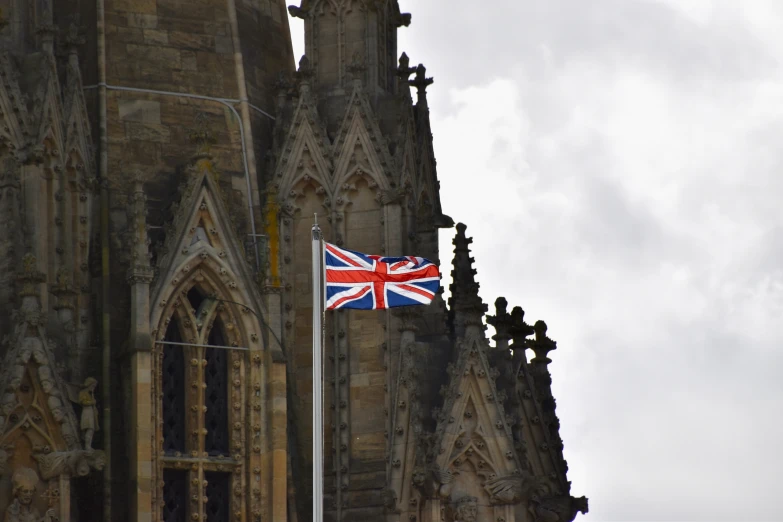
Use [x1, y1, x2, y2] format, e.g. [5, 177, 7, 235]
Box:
[324, 242, 440, 310]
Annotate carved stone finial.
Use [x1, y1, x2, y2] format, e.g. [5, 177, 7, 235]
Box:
[64, 14, 86, 54]
[36, 6, 57, 53]
[510, 306, 535, 348]
[448, 223, 487, 334]
[189, 112, 216, 158]
[528, 320, 557, 365]
[296, 55, 314, 92]
[397, 52, 417, 84]
[487, 297, 513, 350]
[409, 64, 434, 97]
[298, 55, 312, 76]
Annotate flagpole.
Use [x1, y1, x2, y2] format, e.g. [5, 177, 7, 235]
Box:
[311, 215, 324, 522]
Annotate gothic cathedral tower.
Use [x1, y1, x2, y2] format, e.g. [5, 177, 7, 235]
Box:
[0, 0, 587, 521]
[272, 1, 452, 520]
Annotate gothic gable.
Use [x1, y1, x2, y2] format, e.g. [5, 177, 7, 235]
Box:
[62, 58, 94, 177]
[150, 162, 270, 357]
[331, 83, 395, 191]
[434, 334, 524, 488]
[0, 53, 29, 153]
[395, 105, 417, 197]
[24, 55, 65, 159]
[275, 118, 332, 203]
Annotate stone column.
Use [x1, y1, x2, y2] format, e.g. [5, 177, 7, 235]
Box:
[20, 153, 49, 310]
[126, 180, 154, 522]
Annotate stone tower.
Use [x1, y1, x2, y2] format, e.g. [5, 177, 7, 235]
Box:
[0, 0, 587, 521]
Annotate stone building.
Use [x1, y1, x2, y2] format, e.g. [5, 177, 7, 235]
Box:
[0, 0, 587, 521]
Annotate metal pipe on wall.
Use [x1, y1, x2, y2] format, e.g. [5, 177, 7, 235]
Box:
[82, 83, 270, 272]
[95, 0, 111, 519]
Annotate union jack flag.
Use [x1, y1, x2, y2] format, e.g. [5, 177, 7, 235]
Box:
[324, 242, 440, 310]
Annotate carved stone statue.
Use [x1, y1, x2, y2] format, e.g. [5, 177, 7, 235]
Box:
[451, 496, 478, 522]
[77, 378, 99, 450]
[37, 367, 54, 395]
[4, 467, 55, 522]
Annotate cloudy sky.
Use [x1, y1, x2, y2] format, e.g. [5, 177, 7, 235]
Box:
[289, 2, 783, 520]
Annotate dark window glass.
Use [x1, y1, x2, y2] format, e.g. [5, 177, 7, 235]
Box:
[162, 469, 188, 522]
[187, 286, 205, 312]
[162, 320, 185, 453]
[204, 471, 230, 522]
[204, 322, 229, 455]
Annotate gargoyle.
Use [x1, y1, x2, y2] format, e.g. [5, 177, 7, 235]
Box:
[530, 494, 589, 522]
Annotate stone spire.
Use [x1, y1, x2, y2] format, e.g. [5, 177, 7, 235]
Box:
[448, 223, 487, 339]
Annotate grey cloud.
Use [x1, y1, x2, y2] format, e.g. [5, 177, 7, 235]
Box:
[400, 0, 777, 93]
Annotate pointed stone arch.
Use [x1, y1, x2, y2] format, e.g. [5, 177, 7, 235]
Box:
[275, 119, 333, 203]
[31, 65, 67, 163]
[275, 88, 333, 200]
[148, 160, 282, 521]
[422, 334, 527, 522]
[331, 100, 393, 193]
[0, 53, 29, 153]
[62, 60, 94, 179]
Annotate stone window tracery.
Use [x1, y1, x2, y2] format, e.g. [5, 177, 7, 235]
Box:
[156, 276, 245, 522]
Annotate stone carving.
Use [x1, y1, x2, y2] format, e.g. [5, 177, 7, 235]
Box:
[4, 467, 56, 522]
[381, 487, 397, 511]
[33, 449, 106, 479]
[397, 52, 416, 80]
[431, 466, 454, 498]
[483, 472, 546, 505]
[451, 496, 478, 522]
[69, 377, 98, 450]
[484, 474, 525, 505]
[529, 495, 589, 522]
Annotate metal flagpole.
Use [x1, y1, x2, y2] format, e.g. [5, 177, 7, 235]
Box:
[311, 215, 324, 522]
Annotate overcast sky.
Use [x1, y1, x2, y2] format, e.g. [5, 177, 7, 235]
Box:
[290, 2, 782, 520]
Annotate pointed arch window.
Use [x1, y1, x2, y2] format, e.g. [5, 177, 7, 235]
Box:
[158, 280, 244, 522]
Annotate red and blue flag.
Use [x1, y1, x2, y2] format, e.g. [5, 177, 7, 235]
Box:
[324, 242, 440, 310]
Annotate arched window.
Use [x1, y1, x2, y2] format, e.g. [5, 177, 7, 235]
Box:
[159, 281, 238, 522]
